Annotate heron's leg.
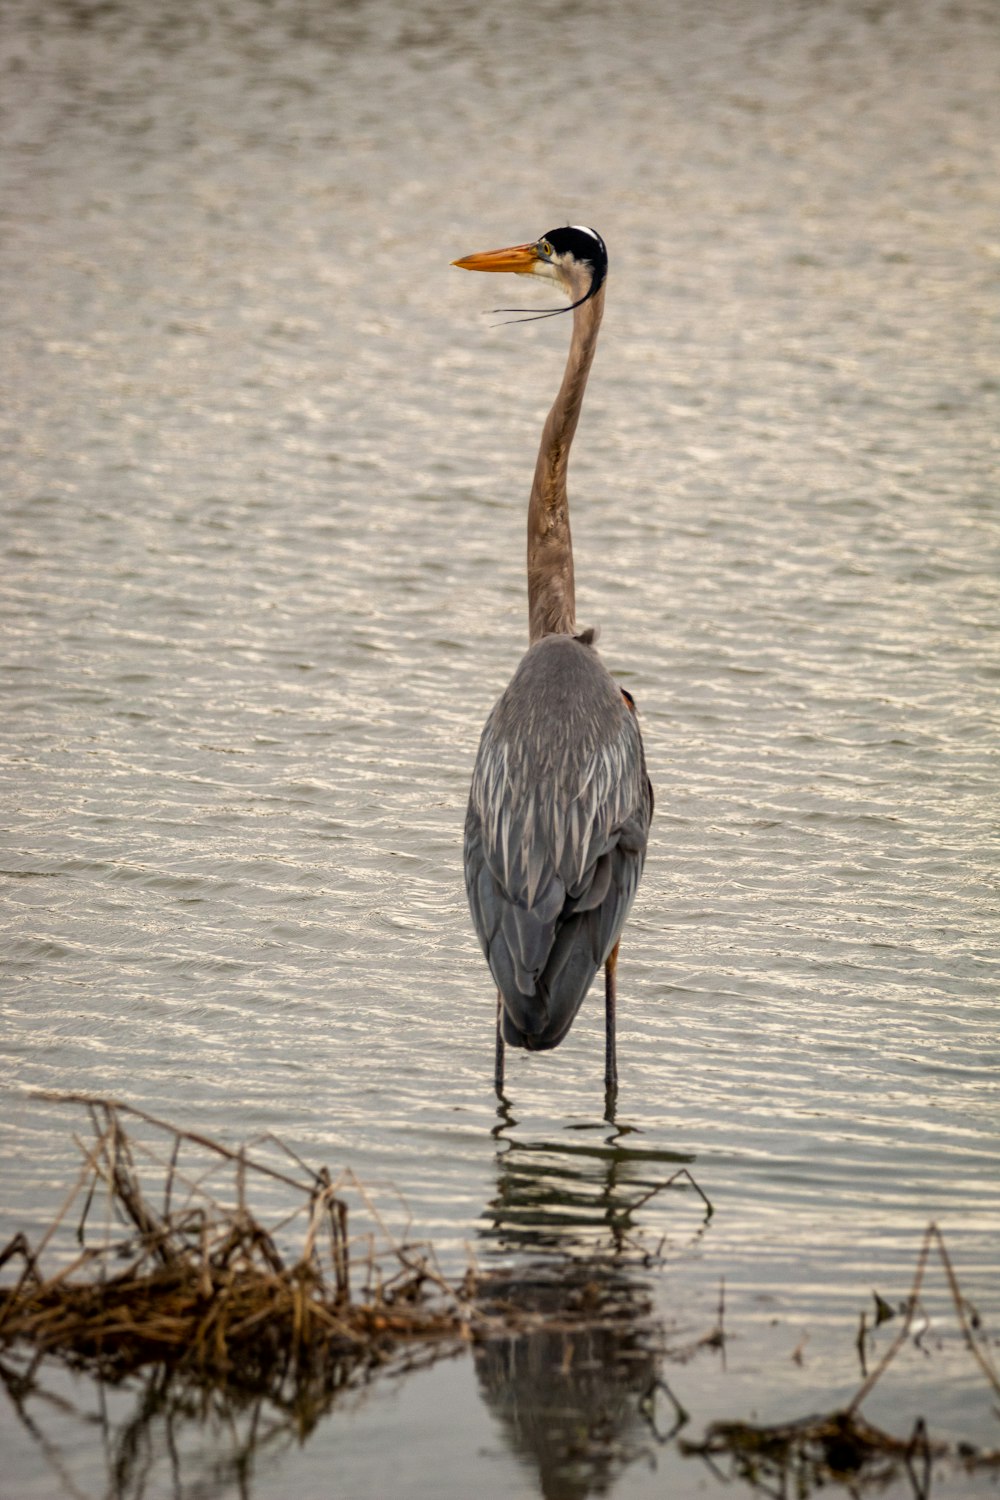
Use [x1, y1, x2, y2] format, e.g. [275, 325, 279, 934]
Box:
[604, 940, 620, 1094]
[494, 990, 505, 1093]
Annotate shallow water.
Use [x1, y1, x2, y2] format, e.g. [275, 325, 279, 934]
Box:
[2, 0, 999, 1495]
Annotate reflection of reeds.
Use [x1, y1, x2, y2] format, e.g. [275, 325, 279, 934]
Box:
[684, 1408, 938, 1496]
[480, 1128, 711, 1261]
[0, 1093, 463, 1396]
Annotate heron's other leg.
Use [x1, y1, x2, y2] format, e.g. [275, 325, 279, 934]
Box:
[604, 940, 620, 1095]
[494, 990, 505, 1093]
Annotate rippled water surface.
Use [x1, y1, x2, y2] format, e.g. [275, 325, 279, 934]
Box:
[2, 0, 999, 1495]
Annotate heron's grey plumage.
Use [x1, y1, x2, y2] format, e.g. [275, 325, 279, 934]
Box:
[465, 634, 652, 1052]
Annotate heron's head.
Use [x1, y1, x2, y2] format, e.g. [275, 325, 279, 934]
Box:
[452, 225, 607, 320]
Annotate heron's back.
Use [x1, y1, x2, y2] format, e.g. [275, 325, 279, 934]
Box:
[465, 633, 652, 1051]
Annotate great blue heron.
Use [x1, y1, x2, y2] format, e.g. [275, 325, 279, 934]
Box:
[454, 225, 653, 1096]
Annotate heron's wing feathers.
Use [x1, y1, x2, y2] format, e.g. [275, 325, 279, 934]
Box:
[464, 636, 652, 1051]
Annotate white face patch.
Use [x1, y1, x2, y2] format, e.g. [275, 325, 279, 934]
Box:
[529, 258, 562, 283]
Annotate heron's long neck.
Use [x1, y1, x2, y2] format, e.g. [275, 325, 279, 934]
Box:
[527, 283, 605, 644]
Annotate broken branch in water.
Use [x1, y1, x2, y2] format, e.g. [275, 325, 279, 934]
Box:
[680, 1220, 1000, 1494]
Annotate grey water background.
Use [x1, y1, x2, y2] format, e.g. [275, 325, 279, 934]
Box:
[2, 0, 999, 1494]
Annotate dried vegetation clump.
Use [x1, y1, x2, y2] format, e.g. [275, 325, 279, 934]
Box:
[0, 1093, 466, 1396]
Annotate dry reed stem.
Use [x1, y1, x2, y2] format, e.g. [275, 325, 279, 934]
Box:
[848, 1219, 1000, 1414]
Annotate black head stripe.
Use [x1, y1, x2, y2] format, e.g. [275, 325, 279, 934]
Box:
[544, 226, 608, 298]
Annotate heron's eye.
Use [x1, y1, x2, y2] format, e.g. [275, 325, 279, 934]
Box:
[540, 240, 553, 258]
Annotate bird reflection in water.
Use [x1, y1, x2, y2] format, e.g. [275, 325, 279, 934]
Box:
[471, 1100, 709, 1499]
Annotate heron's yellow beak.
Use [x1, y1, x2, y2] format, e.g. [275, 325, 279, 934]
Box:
[451, 242, 540, 274]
